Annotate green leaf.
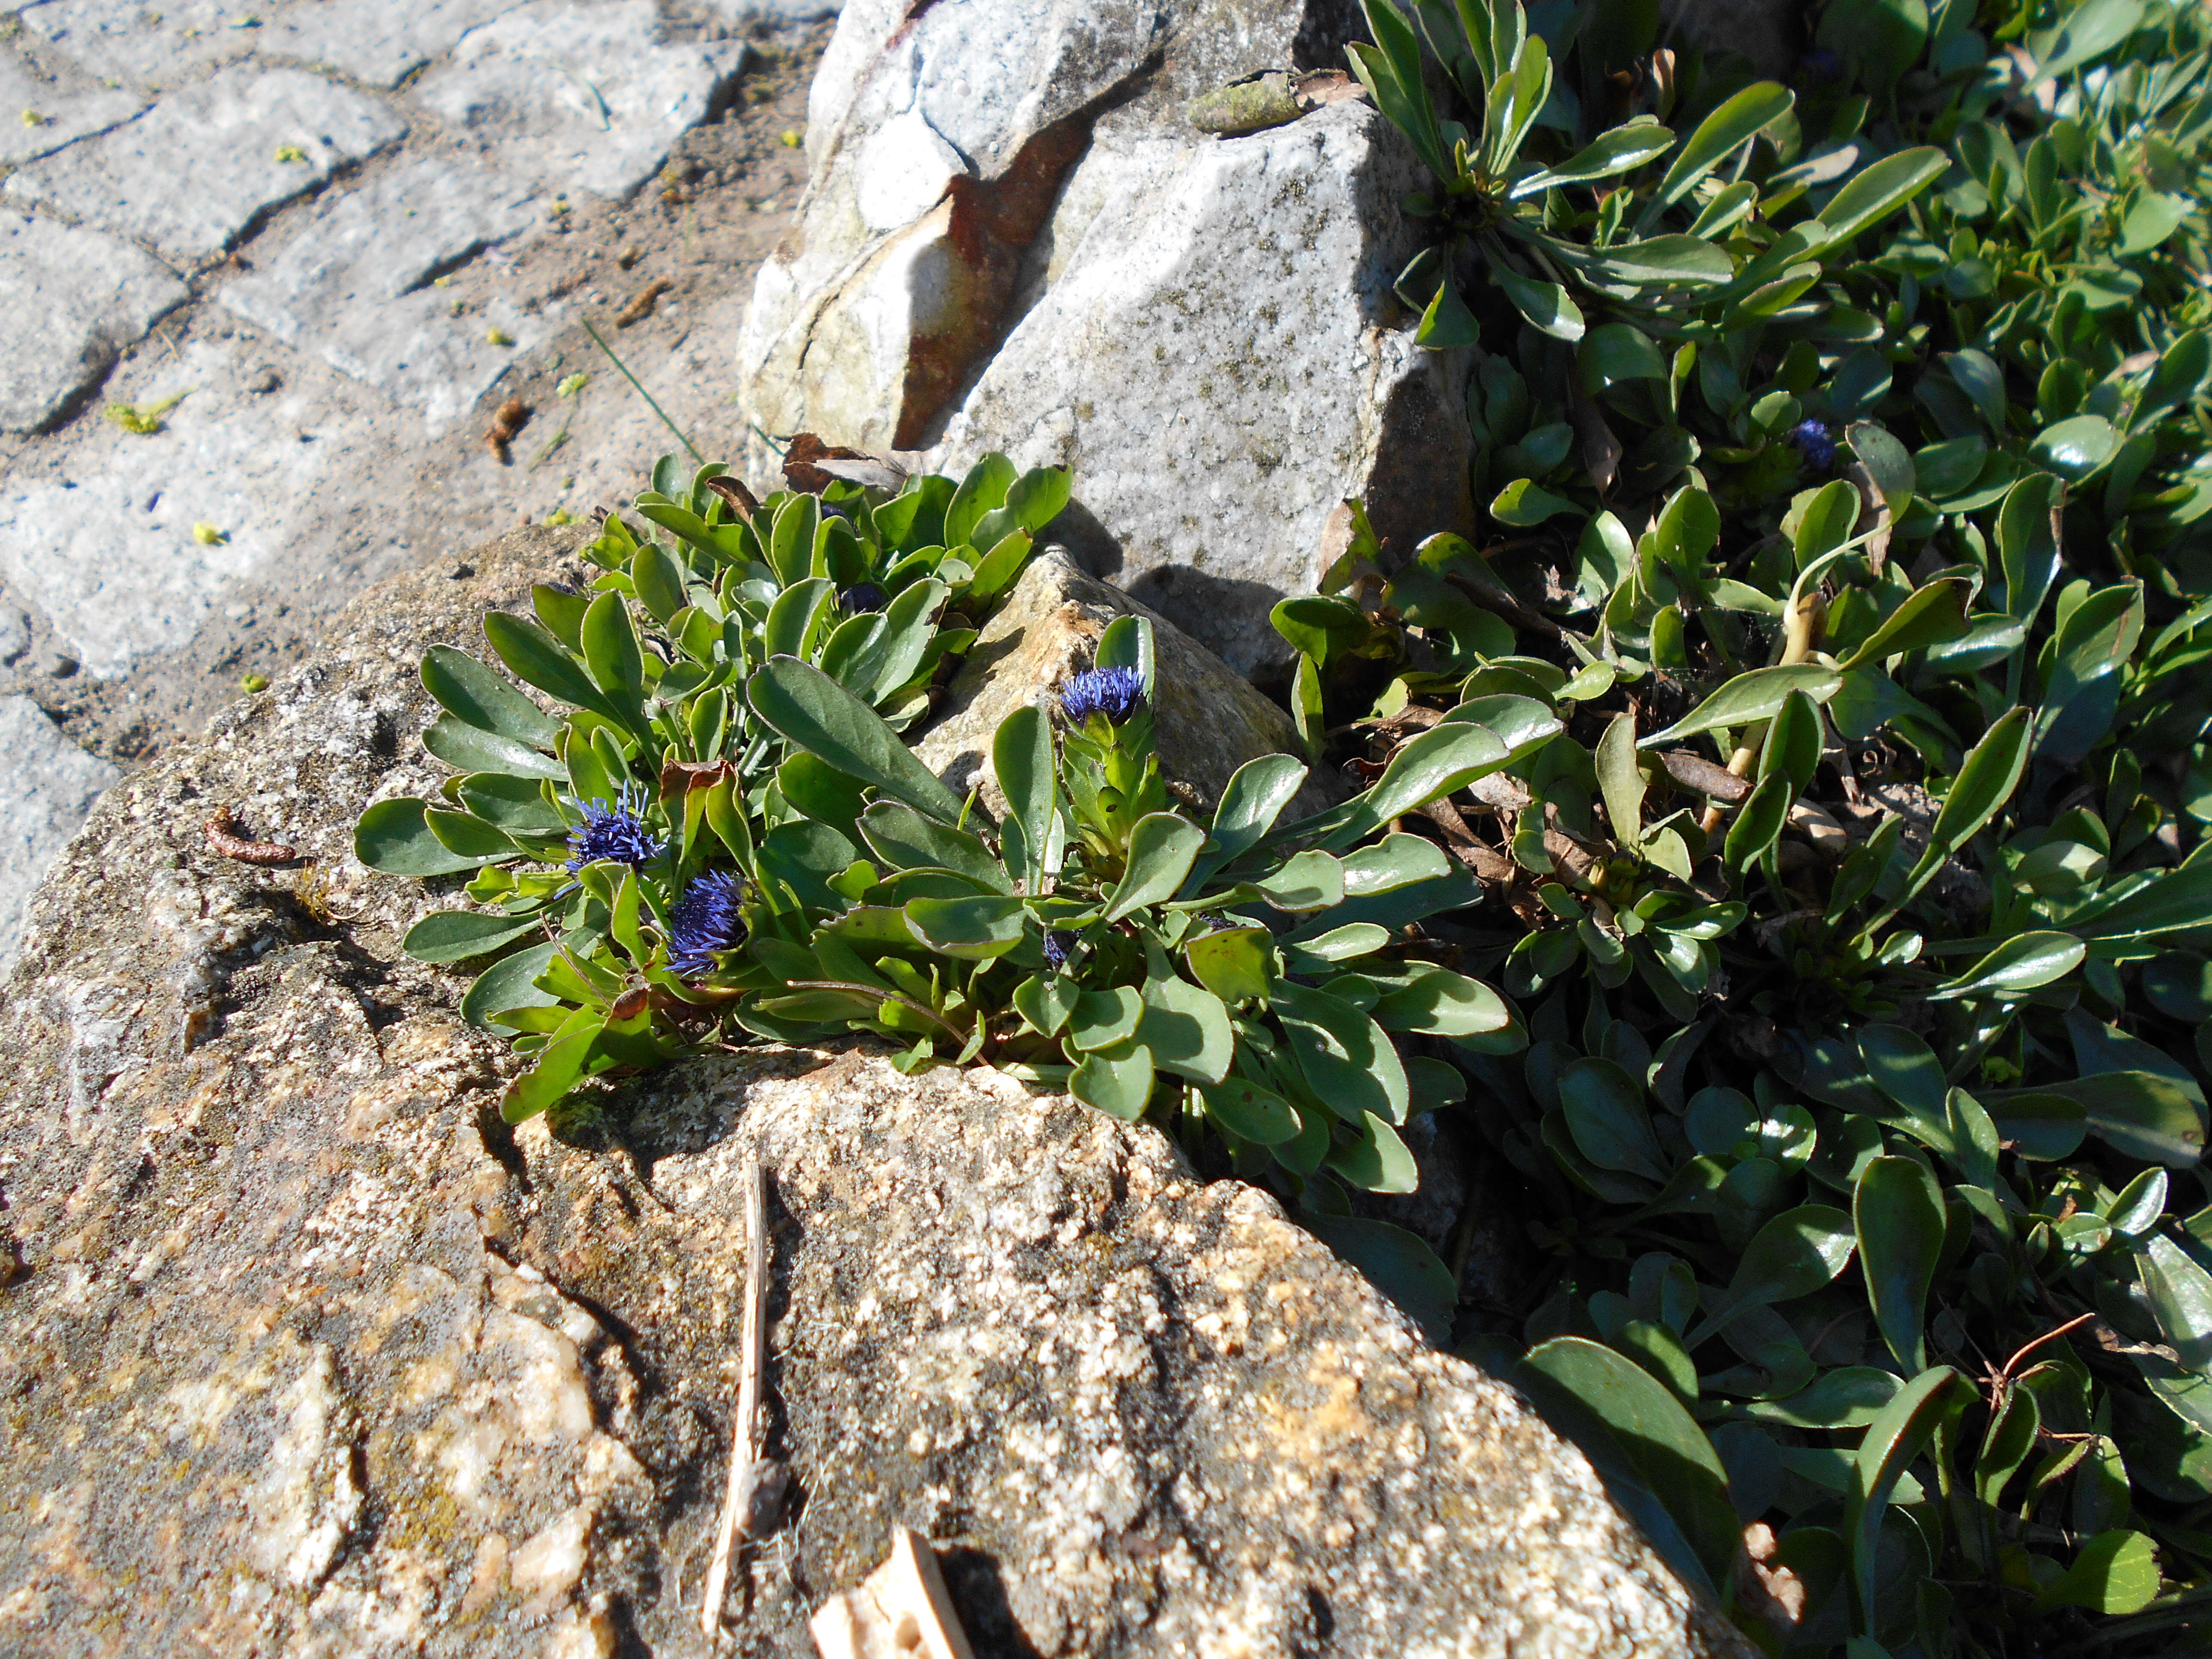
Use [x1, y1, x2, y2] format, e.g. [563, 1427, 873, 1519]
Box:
[1926, 931, 2085, 1000]
[356, 797, 507, 875]
[1574, 234, 1735, 287]
[748, 655, 965, 823]
[501, 1011, 606, 1123]
[482, 611, 620, 723]
[1491, 478, 1582, 525]
[1817, 0, 1928, 93]
[1804, 148, 1948, 253]
[1595, 711, 1645, 849]
[944, 452, 1018, 550]
[1328, 1110, 1420, 1194]
[1739, 1368, 1904, 1428]
[1516, 1337, 1741, 1595]
[1185, 926, 1273, 1006]
[579, 589, 644, 702]
[422, 714, 567, 781]
[1066, 985, 1144, 1052]
[2032, 414, 2119, 480]
[1071, 1042, 1155, 1121]
[630, 540, 688, 626]
[1691, 1206, 1857, 1343]
[1517, 118, 1677, 195]
[1416, 275, 1482, 348]
[1640, 665, 1843, 747]
[1646, 82, 1792, 219]
[858, 801, 1012, 893]
[2120, 191, 2190, 256]
[994, 703, 1054, 885]
[1836, 579, 1970, 671]
[1896, 707, 2030, 904]
[1105, 814, 1208, 923]
[1855, 1158, 1945, 1373]
[1725, 774, 1792, 872]
[1201, 1074, 1300, 1144]
[902, 893, 1025, 959]
[461, 939, 561, 1030]
[1274, 980, 1409, 1125]
[1313, 720, 1523, 848]
[403, 910, 546, 965]
[1136, 973, 1233, 1085]
[421, 645, 560, 748]
[1489, 258, 1586, 341]
[1371, 967, 1508, 1037]
[2141, 1234, 2212, 1374]
[1999, 473, 2064, 622]
[1846, 1368, 1962, 1628]
[2035, 1531, 2160, 1615]
[1252, 848, 1345, 910]
[1560, 1056, 1666, 1182]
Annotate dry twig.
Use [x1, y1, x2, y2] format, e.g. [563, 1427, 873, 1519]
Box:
[702, 1157, 778, 1642]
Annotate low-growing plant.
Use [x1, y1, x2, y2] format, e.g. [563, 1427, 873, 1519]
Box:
[353, 450, 1064, 1112]
[1293, 0, 2212, 1647]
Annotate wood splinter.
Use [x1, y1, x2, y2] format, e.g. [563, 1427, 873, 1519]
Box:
[701, 1155, 787, 1644]
[809, 1528, 978, 1659]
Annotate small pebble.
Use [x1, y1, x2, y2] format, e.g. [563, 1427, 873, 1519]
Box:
[243, 366, 280, 394]
[44, 652, 78, 678]
[449, 562, 475, 580]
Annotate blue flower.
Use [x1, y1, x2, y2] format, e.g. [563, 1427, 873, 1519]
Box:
[668, 870, 747, 976]
[1042, 930, 1078, 971]
[839, 582, 885, 615]
[1789, 419, 1836, 471]
[565, 780, 664, 871]
[1060, 665, 1144, 724]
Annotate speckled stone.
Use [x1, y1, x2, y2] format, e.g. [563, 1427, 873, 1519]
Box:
[0, 529, 1754, 1658]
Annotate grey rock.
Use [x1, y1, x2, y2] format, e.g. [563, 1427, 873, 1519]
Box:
[0, 42, 146, 164]
[4, 64, 405, 261]
[0, 212, 188, 433]
[914, 545, 1347, 823]
[0, 695, 117, 966]
[217, 156, 545, 424]
[933, 102, 1474, 677]
[705, 0, 842, 24]
[16, 0, 268, 84]
[411, 1, 747, 201]
[0, 337, 362, 676]
[738, 0, 1474, 678]
[0, 528, 1750, 1659]
[267, 0, 530, 89]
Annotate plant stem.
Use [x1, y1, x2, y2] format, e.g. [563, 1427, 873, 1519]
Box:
[583, 319, 705, 465]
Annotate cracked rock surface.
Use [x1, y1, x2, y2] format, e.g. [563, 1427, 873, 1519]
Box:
[0, 528, 1753, 1657]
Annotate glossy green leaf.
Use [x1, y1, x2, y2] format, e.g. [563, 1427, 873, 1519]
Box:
[1641, 664, 1843, 747]
[1185, 926, 1273, 1006]
[1371, 967, 1508, 1036]
[422, 714, 567, 781]
[1303, 1212, 1454, 1340]
[1926, 930, 2085, 1000]
[1489, 259, 1586, 342]
[482, 611, 620, 723]
[421, 645, 560, 748]
[858, 801, 1011, 893]
[1066, 986, 1144, 1052]
[1136, 973, 1233, 1085]
[1071, 1042, 1155, 1121]
[356, 797, 507, 875]
[1647, 82, 1793, 216]
[748, 655, 965, 823]
[1560, 1056, 1666, 1182]
[403, 909, 545, 965]
[1836, 579, 1970, 671]
[2034, 1530, 2160, 1614]
[903, 893, 1026, 960]
[1855, 1157, 1945, 1372]
[1846, 1368, 1961, 1629]
[1201, 1075, 1301, 1144]
[1517, 1337, 1741, 1595]
[1104, 814, 1207, 923]
[461, 939, 561, 1030]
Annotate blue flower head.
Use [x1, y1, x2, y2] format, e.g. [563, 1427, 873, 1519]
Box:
[668, 870, 747, 977]
[1042, 930, 1078, 972]
[839, 581, 885, 615]
[566, 780, 664, 872]
[1789, 419, 1836, 471]
[1060, 665, 1145, 724]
